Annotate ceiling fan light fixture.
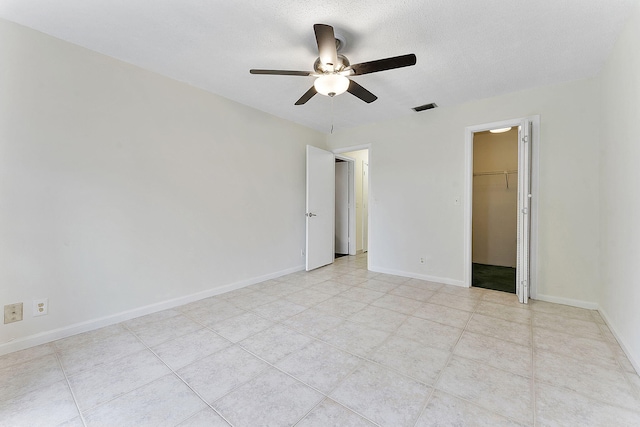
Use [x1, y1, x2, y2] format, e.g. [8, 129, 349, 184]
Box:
[489, 127, 512, 133]
[314, 74, 349, 97]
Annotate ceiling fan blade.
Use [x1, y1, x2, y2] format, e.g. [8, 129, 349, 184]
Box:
[250, 69, 313, 76]
[349, 54, 417, 76]
[347, 80, 378, 103]
[295, 86, 317, 105]
[314, 24, 338, 70]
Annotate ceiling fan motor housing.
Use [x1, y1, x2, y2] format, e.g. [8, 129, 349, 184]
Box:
[314, 54, 350, 74]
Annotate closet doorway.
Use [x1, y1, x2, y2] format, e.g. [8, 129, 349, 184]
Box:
[472, 128, 519, 293]
[464, 116, 539, 304]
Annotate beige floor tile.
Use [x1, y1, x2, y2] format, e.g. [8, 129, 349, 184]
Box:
[331, 361, 431, 427]
[250, 298, 307, 322]
[347, 305, 408, 332]
[374, 273, 411, 285]
[528, 300, 594, 322]
[480, 290, 524, 307]
[532, 311, 604, 340]
[320, 320, 390, 357]
[395, 316, 463, 351]
[57, 417, 85, 427]
[535, 350, 640, 410]
[67, 349, 170, 411]
[332, 274, 367, 286]
[313, 279, 353, 295]
[296, 398, 376, 427]
[455, 331, 531, 376]
[533, 327, 618, 369]
[475, 301, 532, 324]
[57, 328, 146, 376]
[415, 390, 529, 427]
[467, 313, 532, 346]
[412, 302, 472, 329]
[209, 312, 274, 342]
[314, 295, 367, 318]
[214, 368, 323, 426]
[340, 287, 386, 304]
[389, 284, 436, 301]
[371, 293, 423, 315]
[436, 356, 533, 425]
[183, 301, 246, 326]
[239, 324, 312, 364]
[429, 292, 479, 312]
[536, 382, 640, 426]
[359, 278, 400, 293]
[251, 280, 299, 297]
[284, 288, 333, 306]
[0, 380, 79, 426]
[127, 314, 202, 347]
[177, 408, 231, 426]
[151, 328, 232, 370]
[276, 340, 361, 393]
[370, 335, 451, 385]
[83, 374, 205, 427]
[124, 309, 182, 329]
[225, 289, 279, 310]
[283, 307, 345, 337]
[403, 278, 445, 291]
[177, 345, 268, 403]
[0, 343, 55, 370]
[439, 284, 487, 299]
[0, 353, 65, 401]
[53, 323, 130, 352]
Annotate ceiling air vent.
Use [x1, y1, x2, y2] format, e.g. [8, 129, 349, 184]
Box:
[412, 103, 438, 112]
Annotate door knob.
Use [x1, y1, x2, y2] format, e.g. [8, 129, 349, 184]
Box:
[306, 212, 317, 217]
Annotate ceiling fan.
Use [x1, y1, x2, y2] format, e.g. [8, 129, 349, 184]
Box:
[250, 24, 417, 105]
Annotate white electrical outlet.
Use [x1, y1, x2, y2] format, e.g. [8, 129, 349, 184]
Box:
[419, 257, 425, 264]
[33, 298, 48, 317]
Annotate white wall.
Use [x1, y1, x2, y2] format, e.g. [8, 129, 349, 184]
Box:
[0, 19, 325, 354]
[598, 3, 640, 372]
[340, 150, 369, 253]
[472, 129, 518, 267]
[327, 78, 601, 303]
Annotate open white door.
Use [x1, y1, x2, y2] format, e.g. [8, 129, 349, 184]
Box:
[362, 161, 369, 252]
[516, 120, 533, 303]
[306, 145, 335, 271]
[335, 161, 349, 255]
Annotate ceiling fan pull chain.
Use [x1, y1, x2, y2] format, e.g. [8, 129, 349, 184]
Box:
[330, 96, 334, 134]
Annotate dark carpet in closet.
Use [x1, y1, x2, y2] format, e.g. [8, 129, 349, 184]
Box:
[472, 263, 516, 293]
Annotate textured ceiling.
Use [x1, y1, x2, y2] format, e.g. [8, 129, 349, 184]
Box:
[1, 0, 635, 133]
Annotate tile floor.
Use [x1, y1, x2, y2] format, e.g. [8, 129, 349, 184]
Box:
[1, 254, 640, 426]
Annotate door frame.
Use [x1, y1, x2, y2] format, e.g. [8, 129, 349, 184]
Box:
[334, 154, 356, 256]
[333, 144, 372, 260]
[463, 116, 540, 299]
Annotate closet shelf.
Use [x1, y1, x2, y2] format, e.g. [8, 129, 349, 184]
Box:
[473, 170, 518, 177]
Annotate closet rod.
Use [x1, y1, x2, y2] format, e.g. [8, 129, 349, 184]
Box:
[473, 169, 518, 177]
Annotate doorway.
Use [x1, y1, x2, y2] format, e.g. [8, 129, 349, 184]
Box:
[305, 145, 370, 271]
[464, 117, 539, 303]
[334, 158, 353, 258]
[336, 148, 369, 256]
[472, 128, 519, 293]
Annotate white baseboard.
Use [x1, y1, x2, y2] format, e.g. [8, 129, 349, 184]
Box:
[0, 265, 305, 357]
[597, 307, 640, 375]
[533, 293, 599, 310]
[369, 265, 465, 287]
